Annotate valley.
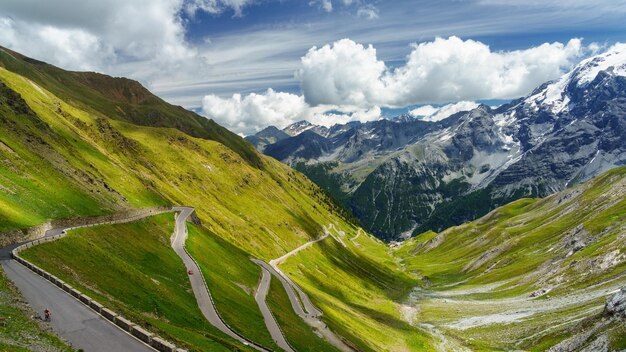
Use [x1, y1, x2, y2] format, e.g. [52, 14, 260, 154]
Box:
[395, 167, 626, 350]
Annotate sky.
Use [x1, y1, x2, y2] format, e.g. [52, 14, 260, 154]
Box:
[1, 0, 626, 134]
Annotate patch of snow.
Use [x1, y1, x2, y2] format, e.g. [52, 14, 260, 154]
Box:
[574, 43, 626, 87]
[589, 150, 600, 164]
[437, 130, 454, 142]
[524, 43, 626, 115]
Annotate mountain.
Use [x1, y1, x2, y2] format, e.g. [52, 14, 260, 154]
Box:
[0, 46, 262, 169]
[244, 125, 290, 151]
[251, 45, 626, 241]
[0, 48, 432, 351]
[245, 120, 332, 152]
[2, 45, 625, 352]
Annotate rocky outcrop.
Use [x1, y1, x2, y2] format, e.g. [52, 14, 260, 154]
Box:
[579, 335, 609, 352]
[605, 287, 626, 319]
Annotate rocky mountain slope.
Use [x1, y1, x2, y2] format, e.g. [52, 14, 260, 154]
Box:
[250, 45, 626, 241]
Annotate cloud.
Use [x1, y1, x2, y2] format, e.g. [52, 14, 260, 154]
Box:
[0, 0, 200, 78]
[298, 36, 589, 108]
[410, 101, 479, 122]
[184, 0, 257, 16]
[0, 0, 259, 88]
[408, 105, 439, 118]
[298, 39, 387, 107]
[201, 36, 605, 134]
[202, 89, 307, 134]
[201, 89, 381, 135]
[356, 4, 379, 19]
[0, 18, 114, 71]
[309, 0, 333, 12]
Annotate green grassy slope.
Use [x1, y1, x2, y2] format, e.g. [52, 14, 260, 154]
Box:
[186, 222, 278, 349]
[266, 278, 341, 352]
[395, 166, 626, 350]
[0, 65, 338, 257]
[0, 46, 261, 168]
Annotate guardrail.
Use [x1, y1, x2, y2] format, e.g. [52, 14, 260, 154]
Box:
[11, 209, 188, 352]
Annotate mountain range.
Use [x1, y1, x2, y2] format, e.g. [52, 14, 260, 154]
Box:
[248, 45, 626, 241]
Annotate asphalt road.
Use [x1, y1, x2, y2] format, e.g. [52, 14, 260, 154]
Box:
[253, 264, 295, 352]
[170, 207, 270, 352]
[252, 259, 308, 317]
[257, 226, 355, 352]
[0, 210, 179, 351]
[1, 259, 152, 352]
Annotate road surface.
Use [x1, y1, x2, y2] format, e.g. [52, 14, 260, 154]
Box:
[1, 259, 153, 352]
[254, 264, 295, 352]
[0, 211, 174, 351]
[170, 207, 270, 352]
[257, 226, 355, 352]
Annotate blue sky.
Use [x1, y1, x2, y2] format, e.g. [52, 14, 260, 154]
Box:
[170, 0, 626, 100]
[1, 0, 626, 133]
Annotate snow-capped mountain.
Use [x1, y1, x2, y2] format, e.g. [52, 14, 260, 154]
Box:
[282, 120, 331, 138]
[249, 46, 626, 241]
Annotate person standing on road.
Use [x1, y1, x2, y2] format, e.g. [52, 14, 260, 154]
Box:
[44, 308, 51, 322]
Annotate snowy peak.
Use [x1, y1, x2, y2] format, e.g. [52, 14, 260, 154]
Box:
[282, 120, 330, 137]
[283, 120, 314, 136]
[527, 44, 626, 114]
[571, 43, 626, 87]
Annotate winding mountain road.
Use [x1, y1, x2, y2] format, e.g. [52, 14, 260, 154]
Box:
[0, 214, 164, 352]
[253, 264, 295, 352]
[254, 226, 355, 352]
[2, 210, 356, 352]
[170, 207, 270, 352]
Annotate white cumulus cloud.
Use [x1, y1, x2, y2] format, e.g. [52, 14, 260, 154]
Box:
[298, 36, 588, 107]
[0, 0, 254, 83]
[201, 90, 382, 135]
[298, 39, 388, 107]
[202, 89, 308, 134]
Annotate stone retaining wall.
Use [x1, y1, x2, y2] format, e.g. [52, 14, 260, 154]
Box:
[0, 206, 171, 247]
[10, 208, 189, 352]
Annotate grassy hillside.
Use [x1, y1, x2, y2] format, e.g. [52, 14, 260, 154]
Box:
[0, 46, 261, 168]
[0, 57, 433, 351]
[266, 278, 341, 352]
[186, 222, 278, 349]
[395, 166, 626, 350]
[0, 64, 341, 257]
